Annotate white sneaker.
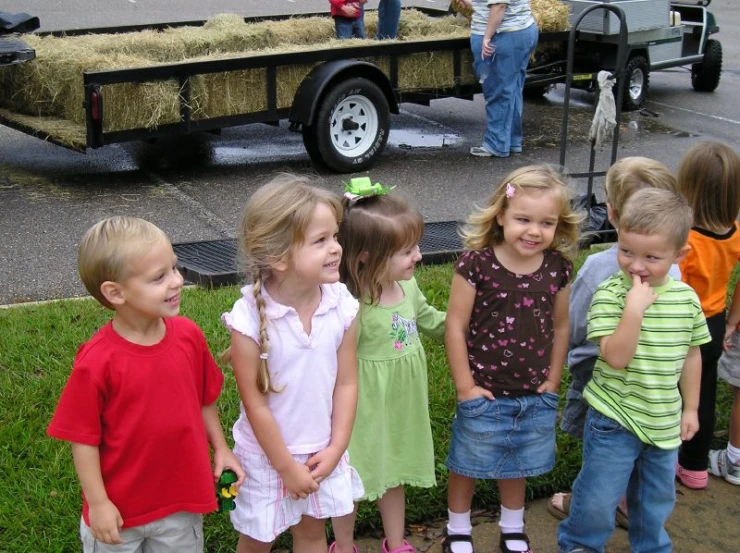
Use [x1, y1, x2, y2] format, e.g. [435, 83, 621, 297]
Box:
[708, 448, 740, 485]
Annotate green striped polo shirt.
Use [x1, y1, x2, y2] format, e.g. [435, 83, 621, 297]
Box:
[584, 272, 710, 449]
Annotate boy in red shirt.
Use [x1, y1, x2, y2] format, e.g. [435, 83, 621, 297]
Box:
[330, 0, 367, 39]
[47, 216, 245, 552]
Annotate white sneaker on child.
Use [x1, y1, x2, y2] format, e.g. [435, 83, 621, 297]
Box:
[708, 448, 740, 485]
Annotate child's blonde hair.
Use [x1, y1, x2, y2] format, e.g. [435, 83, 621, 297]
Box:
[677, 141, 740, 232]
[460, 164, 582, 259]
[236, 173, 342, 393]
[78, 216, 170, 310]
[619, 188, 693, 251]
[339, 194, 424, 305]
[604, 157, 677, 226]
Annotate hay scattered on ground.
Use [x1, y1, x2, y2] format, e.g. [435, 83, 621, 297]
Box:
[0, 7, 569, 145]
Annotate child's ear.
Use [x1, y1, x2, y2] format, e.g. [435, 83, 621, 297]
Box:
[100, 281, 125, 306]
[359, 251, 370, 264]
[675, 244, 691, 264]
[606, 203, 617, 226]
[270, 256, 289, 273]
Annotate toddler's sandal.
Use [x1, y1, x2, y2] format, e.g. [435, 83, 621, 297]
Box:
[328, 542, 358, 553]
[381, 538, 415, 553]
[441, 531, 474, 553]
[499, 532, 532, 553]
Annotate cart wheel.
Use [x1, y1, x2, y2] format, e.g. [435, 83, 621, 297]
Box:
[691, 39, 722, 92]
[303, 77, 390, 173]
[620, 55, 649, 112]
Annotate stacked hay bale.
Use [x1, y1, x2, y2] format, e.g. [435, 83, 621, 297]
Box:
[0, 5, 569, 145]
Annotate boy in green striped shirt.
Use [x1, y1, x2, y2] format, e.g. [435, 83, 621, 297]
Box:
[558, 188, 710, 553]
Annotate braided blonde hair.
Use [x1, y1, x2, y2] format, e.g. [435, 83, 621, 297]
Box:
[235, 173, 342, 393]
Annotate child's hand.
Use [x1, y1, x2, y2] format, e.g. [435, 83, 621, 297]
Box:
[625, 274, 658, 314]
[341, 5, 360, 17]
[213, 447, 247, 488]
[537, 379, 559, 394]
[307, 445, 343, 484]
[457, 384, 494, 402]
[280, 461, 319, 500]
[724, 325, 736, 351]
[88, 499, 124, 545]
[680, 409, 699, 441]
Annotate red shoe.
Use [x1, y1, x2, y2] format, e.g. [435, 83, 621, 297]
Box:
[328, 543, 358, 553]
[676, 461, 708, 489]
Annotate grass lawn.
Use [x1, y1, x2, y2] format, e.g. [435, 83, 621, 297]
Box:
[0, 249, 735, 552]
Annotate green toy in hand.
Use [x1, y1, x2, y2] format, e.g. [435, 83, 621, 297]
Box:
[216, 469, 239, 513]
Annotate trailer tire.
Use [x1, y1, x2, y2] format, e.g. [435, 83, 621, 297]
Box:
[523, 85, 551, 100]
[620, 55, 649, 112]
[692, 39, 722, 92]
[303, 77, 390, 173]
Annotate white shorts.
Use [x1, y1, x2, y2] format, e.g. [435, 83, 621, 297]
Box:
[231, 446, 364, 543]
[719, 330, 740, 388]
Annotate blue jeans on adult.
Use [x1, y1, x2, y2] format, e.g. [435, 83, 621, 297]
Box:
[376, 0, 401, 40]
[335, 6, 365, 39]
[557, 409, 677, 553]
[471, 23, 537, 157]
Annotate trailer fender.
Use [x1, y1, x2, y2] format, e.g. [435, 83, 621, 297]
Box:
[290, 60, 398, 126]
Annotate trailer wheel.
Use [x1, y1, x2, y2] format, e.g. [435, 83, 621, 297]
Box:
[523, 85, 551, 100]
[692, 39, 722, 92]
[303, 77, 390, 173]
[620, 56, 649, 112]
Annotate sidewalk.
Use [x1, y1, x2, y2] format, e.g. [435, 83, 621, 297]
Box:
[345, 476, 740, 552]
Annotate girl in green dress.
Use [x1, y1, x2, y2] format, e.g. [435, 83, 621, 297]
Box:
[330, 191, 446, 553]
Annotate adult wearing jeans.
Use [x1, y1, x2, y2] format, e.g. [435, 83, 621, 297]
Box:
[455, 0, 538, 158]
[376, 0, 402, 40]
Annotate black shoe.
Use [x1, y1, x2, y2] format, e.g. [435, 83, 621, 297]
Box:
[499, 532, 532, 553]
[441, 530, 474, 553]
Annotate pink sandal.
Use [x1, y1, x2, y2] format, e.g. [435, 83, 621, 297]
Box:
[675, 461, 708, 490]
[328, 542, 358, 553]
[381, 538, 416, 553]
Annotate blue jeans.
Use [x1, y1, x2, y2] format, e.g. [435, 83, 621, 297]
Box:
[557, 409, 677, 553]
[335, 7, 365, 39]
[470, 23, 538, 156]
[376, 0, 401, 40]
[559, 357, 596, 439]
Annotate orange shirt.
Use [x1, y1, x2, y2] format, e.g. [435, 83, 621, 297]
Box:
[680, 222, 740, 317]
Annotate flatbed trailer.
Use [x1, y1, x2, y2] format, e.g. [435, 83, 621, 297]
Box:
[0, 2, 722, 172]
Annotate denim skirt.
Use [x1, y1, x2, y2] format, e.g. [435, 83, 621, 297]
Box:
[446, 392, 558, 479]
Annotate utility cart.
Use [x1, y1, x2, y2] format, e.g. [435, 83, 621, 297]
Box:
[559, 0, 722, 110]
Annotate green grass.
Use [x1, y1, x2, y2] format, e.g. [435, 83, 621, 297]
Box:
[0, 251, 735, 552]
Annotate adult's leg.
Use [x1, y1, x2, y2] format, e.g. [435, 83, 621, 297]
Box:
[291, 516, 328, 553]
[480, 31, 521, 156]
[626, 445, 676, 553]
[558, 409, 639, 553]
[376, 0, 402, 40]
[510, 24, 538, 152]
[679, 312, 725, 471]
[378, 486, 407, 551]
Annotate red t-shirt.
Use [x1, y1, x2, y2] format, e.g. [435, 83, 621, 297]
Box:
[47, 317, 224, 529]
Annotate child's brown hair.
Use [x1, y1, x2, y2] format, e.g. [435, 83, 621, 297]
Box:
[604, 157, 677, 226]
[339, 194, 424, 305]
[677, 141, 740, 232]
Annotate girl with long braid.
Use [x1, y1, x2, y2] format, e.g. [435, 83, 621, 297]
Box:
[222, 173, 364, 553]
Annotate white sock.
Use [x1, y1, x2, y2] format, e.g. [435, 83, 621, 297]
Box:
[727, 443, 740, 465]
[446, 510, 473, 553]
[499, 506, 528, 552]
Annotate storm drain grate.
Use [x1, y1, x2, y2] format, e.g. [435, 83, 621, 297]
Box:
[174, 220, 463, 287]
